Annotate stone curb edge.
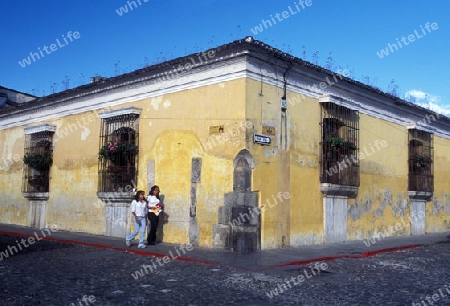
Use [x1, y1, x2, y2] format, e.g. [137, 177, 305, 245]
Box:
[0, 230, 425, 272]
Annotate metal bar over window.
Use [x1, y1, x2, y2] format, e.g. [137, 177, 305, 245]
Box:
[320, 102, 360, 187]
[98, 114, 140, 192]
[22, 131, 54, 193]
[408, 129, 433, 192]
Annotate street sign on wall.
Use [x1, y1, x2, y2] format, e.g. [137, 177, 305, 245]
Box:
[253, 133, 271, 146]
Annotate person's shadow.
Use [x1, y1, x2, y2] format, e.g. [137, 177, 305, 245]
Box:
[156, 194, 169, 243]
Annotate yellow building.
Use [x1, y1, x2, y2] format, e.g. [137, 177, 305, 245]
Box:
[0, 37, 449, 251]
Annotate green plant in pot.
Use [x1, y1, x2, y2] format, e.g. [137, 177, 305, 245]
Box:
[98, 142, 138, 162]
[325, 135, 357, 151]
[410, 153, 433, 168]
[23, 152, 53, 170]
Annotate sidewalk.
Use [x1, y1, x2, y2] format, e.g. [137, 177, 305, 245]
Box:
[1, 223, 448, 272]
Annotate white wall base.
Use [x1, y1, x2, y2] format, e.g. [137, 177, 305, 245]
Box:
[23, 192, 49, 229]
[410, 200, 425, 235]
[320, 184, 358, 244]
[323, 195, 347, 243]
[98, 192, 133, 238]
[408, 191, 432, 236]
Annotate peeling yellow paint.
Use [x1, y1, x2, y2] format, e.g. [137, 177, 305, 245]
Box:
[150, 96, 163, 110]
[80, 127, 90, 141]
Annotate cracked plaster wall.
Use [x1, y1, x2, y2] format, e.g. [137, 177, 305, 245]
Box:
[348, 187, 409, 240]
[427, 192, 450, 232]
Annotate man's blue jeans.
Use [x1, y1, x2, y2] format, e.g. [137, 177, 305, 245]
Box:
[126, 216, 147, 246]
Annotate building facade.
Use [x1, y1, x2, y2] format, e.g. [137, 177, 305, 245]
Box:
[0, 37, 449, 251]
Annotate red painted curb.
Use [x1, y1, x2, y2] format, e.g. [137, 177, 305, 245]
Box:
[362, 244, 421, 257]
[257, 244, 423, 271]
[0, 231, 36, 238]
[0, 230, 215, 266]
[0, 230, 423, 271]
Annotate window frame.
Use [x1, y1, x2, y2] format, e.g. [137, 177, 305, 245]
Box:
[22, 124, 56, 193]
[408, 129, 433, 192]
[97, 107, 141, 192]
[320, 102, 360, 187]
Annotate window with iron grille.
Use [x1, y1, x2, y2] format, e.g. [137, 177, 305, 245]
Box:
[320, 102, 359, 187]
[408, 129, 433, 192]
[98, 114, 139, 192]
[22, 131, 54, 193]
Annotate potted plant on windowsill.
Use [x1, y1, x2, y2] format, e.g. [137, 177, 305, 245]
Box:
[23, 152, 53, 171]
[410, 153, 433, 168]
[98, 142, 138, 162]
[325, 135, 357, 153]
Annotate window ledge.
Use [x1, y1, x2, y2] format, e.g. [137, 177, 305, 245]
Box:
[408, 191, 433, 201]
[22, 192, 50, 201]
[97, 192, 134, 206]
[320, 183, 358, 197]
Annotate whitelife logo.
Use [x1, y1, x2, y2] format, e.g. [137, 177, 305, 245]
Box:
[250, 0, 313, 35]
[376, 22, 438, 59]
[18, 31, 81, 68]
[116, 0, 149, 16]
[266, 262, 328, 299]
[0, 226, 58, 261]
[325, 140, 388, 177]
[228, 192, 290, 227]
[363, 212, 425, 247]
[131, 244, 194, 279]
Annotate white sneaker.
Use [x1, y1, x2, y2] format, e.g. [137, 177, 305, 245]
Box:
[126, 240, 131, 247]
[138, 244, 146, 249]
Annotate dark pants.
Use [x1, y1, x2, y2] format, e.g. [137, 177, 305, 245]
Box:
[147, 212, 159, 244]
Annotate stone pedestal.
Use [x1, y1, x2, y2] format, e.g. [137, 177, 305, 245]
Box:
[408, 191, 432, 235]
[23, 192, 49, 229]
[231, 225, 258, 252]
[212, 224, 231, 249]
[320, 183, 358, 244]
[213, 149, 259, 252]
[213, 191, 259, 252]
[98, 192, 133, 238]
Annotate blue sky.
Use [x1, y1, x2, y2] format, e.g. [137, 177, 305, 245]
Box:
[1, 0, 449, 115]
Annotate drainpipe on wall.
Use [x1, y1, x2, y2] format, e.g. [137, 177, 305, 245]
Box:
[280, 61, 293, 150]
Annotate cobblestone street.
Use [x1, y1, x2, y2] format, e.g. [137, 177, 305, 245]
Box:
[1, 233, 450, 306]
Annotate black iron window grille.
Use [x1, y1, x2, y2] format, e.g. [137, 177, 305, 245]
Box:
[408, 129, 433, 192]
[98, 114, 139, 192]
[320, 102, 360, 187]
[22, 131, 54, 193]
